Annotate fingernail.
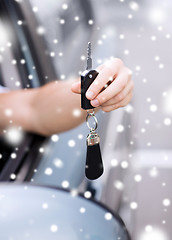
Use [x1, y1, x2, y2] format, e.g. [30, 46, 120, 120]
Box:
[91, 99, 99, 107]
[86, 91, 94, 99]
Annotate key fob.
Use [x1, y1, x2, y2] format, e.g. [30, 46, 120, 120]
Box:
[86, 131, 104, 180]
[81, 69, 99, 110]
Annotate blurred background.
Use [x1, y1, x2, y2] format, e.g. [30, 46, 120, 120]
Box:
[0, 0, 172, 239]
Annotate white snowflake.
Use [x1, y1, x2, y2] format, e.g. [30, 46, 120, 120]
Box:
[17, 20, 23, 25]
[134, 174, 142, 182]
[53, 39, 58, 44]
[162, 198, 171, 207]
[88, 19, 94, 25]
[28, 74, 33, 80]
[130, 201, 138, 210]
[104, 212, 112, 220]
[74, 16, 80, 21]
[114, 180, 124, 190]
[61, 180, 70, 188]
[37, 26, 45, 35]
[20, 59, 25, 64]
[121, 161, 128, 169]
[163, 118, 171, 126]
[84, 191, 92, 199]
[111, 158, 119, 167]
[68, 139, 76, 147]
[79, 207, 86, 214]
[39, 147, 44, 153]
[60, 19, 65, 24]
[150, 104, 158, 112]
[5, 127, 23, 145]
[73, 109, 81, 117]
[145, 225, 153, 232]
[116, 124, 125, 132]
[129, 1, 139, 11]
[32, 6, 38, 12]
[10, 173, 16, 180]
[51, 134, 59, 142]
[53, 158, 63, 168]
[44, 168, 53, 175]
[50, 225, 58, 232]
[62, 4, 68, 10]
[42, 203, 48, 209]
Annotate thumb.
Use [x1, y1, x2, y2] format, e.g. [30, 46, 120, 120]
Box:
[71, 81, 81, 94]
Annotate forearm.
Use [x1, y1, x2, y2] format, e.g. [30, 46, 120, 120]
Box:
[0, 80, 88, 136]
[0, 89, 35, 134]
[31, 79, 87, 136]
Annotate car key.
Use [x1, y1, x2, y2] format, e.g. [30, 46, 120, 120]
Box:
[81, 42, 99, 110]
[81, 42, 104, 180]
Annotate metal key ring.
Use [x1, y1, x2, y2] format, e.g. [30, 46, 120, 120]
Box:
[86, 111, 98, 132]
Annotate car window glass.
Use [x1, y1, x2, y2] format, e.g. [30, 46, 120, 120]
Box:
[0, 18, 22, 89]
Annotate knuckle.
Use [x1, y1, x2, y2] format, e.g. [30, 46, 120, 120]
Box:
[98, 95, 107, 105]
[117, 79, 126, 92]
[102, 103, 122, 112]
[120, 81, 126, 90]
[92, 79, 99, 89]
[121, 101, 127, 107]
[115, 102, 120, 109]
[116, 105, 121, 110]
[116, 93, 124, 102]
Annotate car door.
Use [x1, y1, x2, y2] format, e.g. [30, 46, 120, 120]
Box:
[0, 0, 98, 188]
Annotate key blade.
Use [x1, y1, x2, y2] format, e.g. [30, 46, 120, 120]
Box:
[86, 42, 92, 70]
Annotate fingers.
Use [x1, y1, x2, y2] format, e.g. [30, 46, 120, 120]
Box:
[71, 81, 81, 94]
[86, 58, 123, 101]
[71, 57, 134, 113]
[70, 61, 114, 95]
[101, 79, 134, 107]
[101, 91, 133, 112]
[90, 67, 130, 107]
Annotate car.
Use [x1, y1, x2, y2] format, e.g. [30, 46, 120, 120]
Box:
[0, 0, 131, 239]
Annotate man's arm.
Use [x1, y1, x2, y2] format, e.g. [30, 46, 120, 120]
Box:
[0, 79, 87, 136]
[0, 59, 133, 136]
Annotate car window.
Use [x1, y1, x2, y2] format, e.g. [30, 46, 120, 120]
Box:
[0, 0, 123, 199]
[0, 18, 22, 89]
[0, 2, 47, 179]
[0, 0, 96, 188]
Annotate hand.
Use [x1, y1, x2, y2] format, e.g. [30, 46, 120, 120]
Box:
[71, 58, 134, 112]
